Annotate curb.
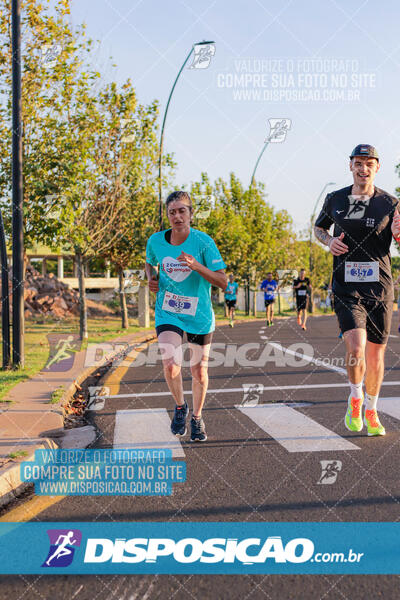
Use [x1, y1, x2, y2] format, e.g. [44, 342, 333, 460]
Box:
[0, 438, 58, 509]
[60, 331, 157, 411]
[0, 330, 157, 509]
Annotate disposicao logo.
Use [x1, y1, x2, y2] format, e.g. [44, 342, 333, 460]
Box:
[42, 529, 82, 567]
[83, 536, 314, 564]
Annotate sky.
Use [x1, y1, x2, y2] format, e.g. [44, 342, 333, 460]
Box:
[67, 0, 400, 234]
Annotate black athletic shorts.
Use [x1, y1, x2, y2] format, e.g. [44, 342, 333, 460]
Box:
[296, 297, 307, 311]
[264, 298, 275, 307]
[225, 299, 236, 309]
[156, 324, 213, 346]
[333, 296, 392, 345]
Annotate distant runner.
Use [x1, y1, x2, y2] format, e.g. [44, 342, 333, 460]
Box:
[293, 269, 311, 330]
[224, 274, 239, 327]
[146, 191, 227, 442]
[260, 272, 278, 326]
[314, 144, 400, 436]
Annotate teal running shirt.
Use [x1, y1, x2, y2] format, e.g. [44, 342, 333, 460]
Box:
[224, 281, 238, 300]
[146, 228, 226, 334]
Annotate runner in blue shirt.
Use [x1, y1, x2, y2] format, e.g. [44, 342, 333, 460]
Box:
[145, 191, 227, 442]
[260, 272, 278, 326]
[224, 274, 239, 327]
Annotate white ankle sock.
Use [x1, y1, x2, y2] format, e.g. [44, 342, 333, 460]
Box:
[365, 393, 378, 411]
[349, 382, 363, 399]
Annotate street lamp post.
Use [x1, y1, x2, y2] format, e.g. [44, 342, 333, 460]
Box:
[158, 41, 215, 230]
[0, 208, 10, 369]
[11, 0, 24, 368]
[309, 182, 335, 312]
[250, 140, 270, 189]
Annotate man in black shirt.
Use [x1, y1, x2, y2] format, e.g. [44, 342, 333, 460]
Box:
[293, 269, 311, 330]
[314, 144, 400, 436]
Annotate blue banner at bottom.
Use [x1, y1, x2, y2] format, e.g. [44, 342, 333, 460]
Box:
[0, 522, 398, 574]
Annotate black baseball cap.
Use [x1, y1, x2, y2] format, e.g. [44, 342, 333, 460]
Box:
[349, 144, 379, 161]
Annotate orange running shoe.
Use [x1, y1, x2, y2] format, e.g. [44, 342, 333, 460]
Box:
[364, 409, 385, 436]
[344, 395, 363, 432]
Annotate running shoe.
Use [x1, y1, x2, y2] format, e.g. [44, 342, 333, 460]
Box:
[190, 416, 207, 442]
[338, 331, 343, 339]
[266, 320, 270, 326]
[364, 409, 386, 436]
[171, 402, 188, 436]
[344, 395, 363, 432]
[302, 325, 307, 331]
[229, 319, 234, 328]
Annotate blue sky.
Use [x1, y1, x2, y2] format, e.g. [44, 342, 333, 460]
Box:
[69, 0, 400, 233]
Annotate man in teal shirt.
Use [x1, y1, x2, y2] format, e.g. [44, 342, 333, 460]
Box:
[146, 191, 227, 442]
[224, 274, 239, 327]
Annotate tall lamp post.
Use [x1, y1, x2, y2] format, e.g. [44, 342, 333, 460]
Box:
[309, 182, 336, 274]
[12, 0, 24, 368]
[309, 182, 335, 313]
[158, 40, 215, 230]
[0, 208, 10, 369]
[250, 139, 270, 190]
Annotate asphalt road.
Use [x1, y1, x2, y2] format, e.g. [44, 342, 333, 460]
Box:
[1, 313, 400, 599]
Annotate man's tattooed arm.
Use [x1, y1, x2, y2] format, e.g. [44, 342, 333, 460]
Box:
[314, 226, 333, 247]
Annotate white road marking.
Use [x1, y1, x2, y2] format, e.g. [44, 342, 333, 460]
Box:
[113, 409, 185, 457]
[389, 335, 398, 338]
[100, 380, 400, 399]
[269, 342, 347, 375]
[378, 397, 400, 421]
[236, 404, 360, 453]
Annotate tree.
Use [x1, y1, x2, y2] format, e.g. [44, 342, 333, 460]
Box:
[96, 84, 168, 329]
[190, 173, 298, 313]
[0, 0, 100, 254]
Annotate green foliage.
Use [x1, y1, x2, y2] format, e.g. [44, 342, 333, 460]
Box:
[190, 173, 298, 288]
[0, 0, 101, 249]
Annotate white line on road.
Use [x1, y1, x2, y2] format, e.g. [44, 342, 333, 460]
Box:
[236, 404, 360, 452]
[100, 380, 400, 399]
[113, 409, 185, 457]
[269, 342, 347, 375]
[377, 397, 400, 421]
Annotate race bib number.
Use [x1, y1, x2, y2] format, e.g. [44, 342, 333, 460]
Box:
[162, 291, 198, 316]
[297, 290, 307, 296]
[345, 261, 379, 282]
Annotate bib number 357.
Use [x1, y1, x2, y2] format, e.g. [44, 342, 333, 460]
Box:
[344, 261, 379, 282]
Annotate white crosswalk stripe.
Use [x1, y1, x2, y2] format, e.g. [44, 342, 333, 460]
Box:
[377, 397, 400, 421]
[236, 404, 360, 452]
[113, 409, 185, 457]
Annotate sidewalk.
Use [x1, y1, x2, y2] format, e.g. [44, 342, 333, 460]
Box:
[0, 328, 157, 507]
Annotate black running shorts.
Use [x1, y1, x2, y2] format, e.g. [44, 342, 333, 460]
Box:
[334, 296, 392, 345]
[225, 299, 236, 308]
[296, 297, 307, 311]
[264, 298, 274, 307]
[156, 324, 213, 346]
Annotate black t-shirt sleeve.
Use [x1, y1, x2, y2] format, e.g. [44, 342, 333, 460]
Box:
[315, 194, 333, 230]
